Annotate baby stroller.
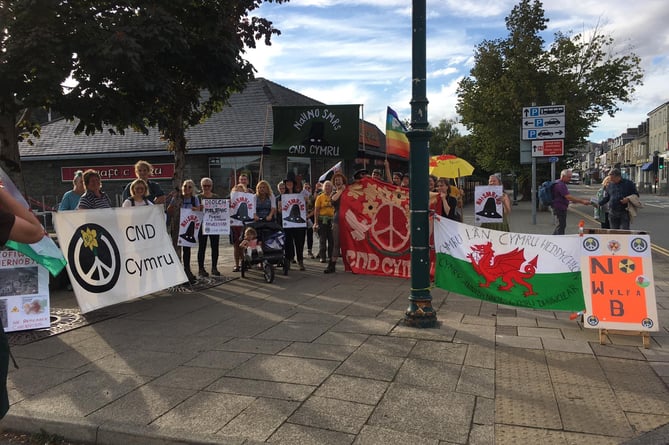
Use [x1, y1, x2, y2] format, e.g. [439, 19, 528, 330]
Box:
[240, 220, 288, 283]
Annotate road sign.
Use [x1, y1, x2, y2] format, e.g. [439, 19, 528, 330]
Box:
[549, 156, 559, 163]
[522, 116, 565, 129]
[522, 127, 565, 140]
[522, 105, 565, 119]
[532, 140, 564, 157]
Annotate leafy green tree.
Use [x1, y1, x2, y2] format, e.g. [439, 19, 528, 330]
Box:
[0, 0, 75, 187]
[456, 0, 643, 183]
[1, 0, 287, 197]
[429, 118, 461, 156]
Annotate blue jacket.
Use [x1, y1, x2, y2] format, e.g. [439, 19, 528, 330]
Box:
[599, 178, 638, 215]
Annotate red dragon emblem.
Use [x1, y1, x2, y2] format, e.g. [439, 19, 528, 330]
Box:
[466, 242, 538, 296]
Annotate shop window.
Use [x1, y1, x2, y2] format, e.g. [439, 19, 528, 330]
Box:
[287, 157, 312, 187]
[208, 156, 261, 197]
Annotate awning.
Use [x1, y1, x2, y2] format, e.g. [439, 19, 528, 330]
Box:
[641, 161, 654, 171]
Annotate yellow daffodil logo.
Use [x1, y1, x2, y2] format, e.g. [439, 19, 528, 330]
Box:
[81, 227, 99, 253]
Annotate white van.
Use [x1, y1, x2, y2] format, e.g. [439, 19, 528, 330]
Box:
[570, 172, 580, 184]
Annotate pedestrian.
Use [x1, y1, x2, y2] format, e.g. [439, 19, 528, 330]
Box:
[552, 169, 591, 235]
[231, 183, 249, 273]
[121, 179, 154, 207]
[275, 181, 285, 227]
[167, 179, 200, 283]
[121, 160, 167, 205]
[77, 169, 112, 209]
[401, 173, 410, 188]
[303, 182, 316, 259]
[353, 169, 368, 182]
[480, 173, 511, 232]
[0, 181, 45, 420]
[324, 172, 347, 273]
[598, 168, 639, 230]
[371, 169, 383, 181]
[436, 178, 459, 221]
[197, 177, 221, 278]
[428, 175, 437, 193]
[313, 180, 334, 264]
[58, 170, 85, 211]
[391, 172, 403, 186]
[594, 176, 611, 229]
[254, 180, 276, 223]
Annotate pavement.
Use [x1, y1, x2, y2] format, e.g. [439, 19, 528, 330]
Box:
[3, 199, 669, 445]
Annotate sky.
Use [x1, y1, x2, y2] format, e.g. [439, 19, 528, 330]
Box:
[246, 0, 669, 144]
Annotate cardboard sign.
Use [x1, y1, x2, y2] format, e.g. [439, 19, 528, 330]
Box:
[580, 233, 659, 331]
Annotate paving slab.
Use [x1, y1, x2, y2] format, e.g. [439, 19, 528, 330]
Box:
[368, 383, 475, 443]
[314, 374, 389, 405]
[226, 355, 339, 385]
[288, 396, 374, 434]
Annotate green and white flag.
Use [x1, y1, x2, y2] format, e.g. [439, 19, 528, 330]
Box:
[433, 215, 586, 311]
[0, 167, 66, 276]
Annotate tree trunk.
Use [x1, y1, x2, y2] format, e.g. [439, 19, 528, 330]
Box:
[0, 113, 26, 193]
[168, 114, 187, 252]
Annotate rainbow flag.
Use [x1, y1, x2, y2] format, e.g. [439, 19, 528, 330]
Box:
[386, 107, 410, 159]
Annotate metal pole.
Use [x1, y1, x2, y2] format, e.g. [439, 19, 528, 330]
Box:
[404, 0, 436, 328]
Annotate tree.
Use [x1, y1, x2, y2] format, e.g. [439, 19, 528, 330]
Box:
[0, 0, 75, 187]
[456, 0, 643, 180]
[1, 1, 287, 196]
[2, 1, 287, 246]
[429, 118, 461, 156]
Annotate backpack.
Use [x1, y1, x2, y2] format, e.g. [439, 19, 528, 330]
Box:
[538, 180, 556, 207]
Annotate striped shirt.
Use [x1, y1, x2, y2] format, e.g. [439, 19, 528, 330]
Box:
[77, 191, 112, 209]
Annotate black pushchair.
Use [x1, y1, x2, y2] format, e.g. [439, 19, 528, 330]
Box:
[240, 220, 288, 283]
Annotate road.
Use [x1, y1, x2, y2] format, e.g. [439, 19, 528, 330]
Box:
[569, 183, 669, 258]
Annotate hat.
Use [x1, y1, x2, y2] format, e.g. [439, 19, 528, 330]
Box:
[179, 221, 197, 243]
[353, 169, 369, 180]
[476, 197, 503, 219]
[608, 168, 622, 177]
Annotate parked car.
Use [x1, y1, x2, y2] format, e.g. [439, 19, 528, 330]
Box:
[570, 172, 581, 184]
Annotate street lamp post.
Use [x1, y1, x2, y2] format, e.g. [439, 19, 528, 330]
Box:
[403, 0, 437, 328]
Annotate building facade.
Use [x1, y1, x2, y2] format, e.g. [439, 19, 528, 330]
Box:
[19, 79, 404, 215]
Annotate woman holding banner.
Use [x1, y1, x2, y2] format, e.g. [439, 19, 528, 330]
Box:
[167, 179, 200, 284]
[197, 177, 220, 278]
[280, 174, 307, 271]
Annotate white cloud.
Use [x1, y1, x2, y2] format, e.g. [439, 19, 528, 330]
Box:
[248, 0, 669, 144]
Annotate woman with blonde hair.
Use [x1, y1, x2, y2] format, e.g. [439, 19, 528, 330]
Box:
[197, 177, 221, 277]
[324, 172, 347, 273]
[254, 180, 276, 222]
[167, 179, 200, 283]
[313, 180, 334, 264]
[122, 179, 154, 207]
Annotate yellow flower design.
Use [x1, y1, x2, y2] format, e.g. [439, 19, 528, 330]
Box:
[81, 227, 99, 251]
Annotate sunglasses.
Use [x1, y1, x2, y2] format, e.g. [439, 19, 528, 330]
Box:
[202, 184, 212, 188]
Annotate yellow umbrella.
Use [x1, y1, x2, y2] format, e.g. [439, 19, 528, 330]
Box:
[429, 154, 474, 178]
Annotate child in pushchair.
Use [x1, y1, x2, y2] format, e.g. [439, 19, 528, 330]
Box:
[239, 221, 288, 283]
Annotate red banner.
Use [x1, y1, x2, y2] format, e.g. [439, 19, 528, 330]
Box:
[339, 177, 412, 278]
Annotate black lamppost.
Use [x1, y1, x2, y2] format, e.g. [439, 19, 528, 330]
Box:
[403, 0, 436, 328]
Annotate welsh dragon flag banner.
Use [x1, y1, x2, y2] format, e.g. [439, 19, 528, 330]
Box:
[434, 215, 586, 311]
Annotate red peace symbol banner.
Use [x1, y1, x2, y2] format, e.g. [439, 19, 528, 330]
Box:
[339, 177, 414, 278]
